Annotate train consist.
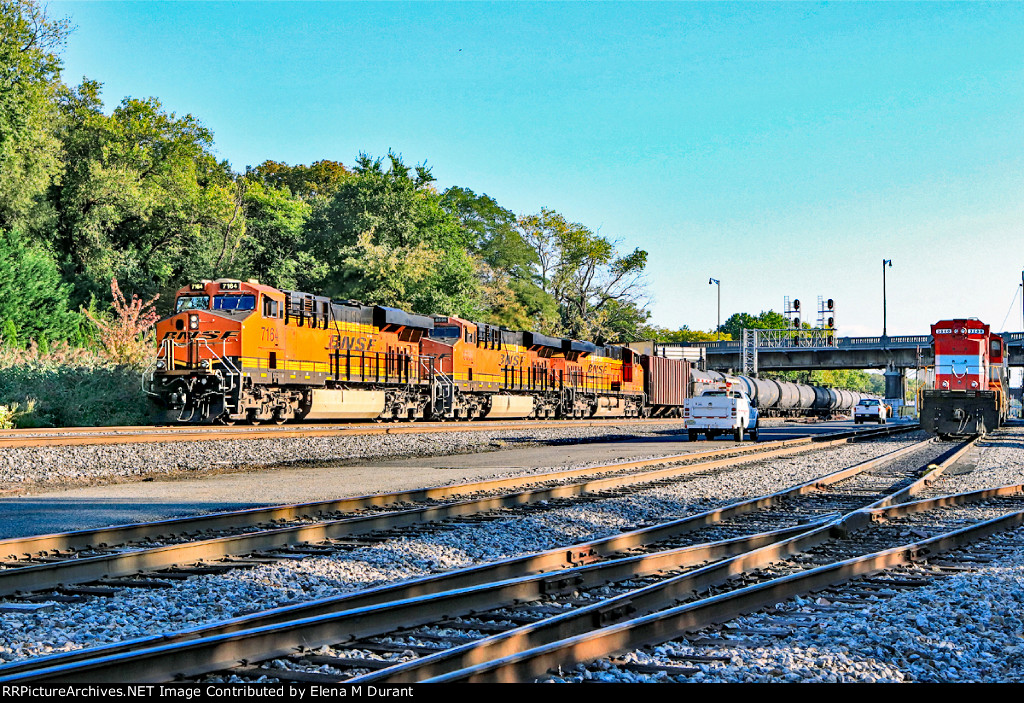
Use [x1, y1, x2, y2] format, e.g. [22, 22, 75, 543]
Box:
[920, 319, 1009, 437]
[145, 279, 874, 424]
[691, 369, 873, 417]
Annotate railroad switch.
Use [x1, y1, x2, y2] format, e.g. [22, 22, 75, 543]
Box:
[594, 600, 637, 626]
[541, 574, 584, 595]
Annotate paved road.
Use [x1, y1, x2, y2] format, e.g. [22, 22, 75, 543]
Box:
[0, 419, 884, 540]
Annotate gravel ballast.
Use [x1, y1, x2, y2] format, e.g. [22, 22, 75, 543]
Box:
[3, 424, 1024, 682]
[0, 423, 704, 491]
[0, 431, 931, 664]
[550, 426, 1024, 683]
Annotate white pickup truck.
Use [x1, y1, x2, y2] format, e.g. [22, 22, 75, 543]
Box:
[854, 398, 888, 424]
[684, 389, 759, 442]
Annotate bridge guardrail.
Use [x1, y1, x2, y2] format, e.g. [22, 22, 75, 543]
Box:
[684, 335, 932, 351]
[676, 333, 1023, 353]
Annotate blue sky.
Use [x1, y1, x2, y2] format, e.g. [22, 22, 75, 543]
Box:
[50, 2, 1024, 338]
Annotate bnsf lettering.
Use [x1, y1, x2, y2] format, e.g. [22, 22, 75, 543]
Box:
[968, 328, 985, 334]
[500, 352, 524, 366]
[934, 329, 952, 334]
[160, 331, 238, 341]
[328, 334, 377, 352]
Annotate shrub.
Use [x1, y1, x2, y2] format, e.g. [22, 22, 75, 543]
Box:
[82, 278, 160, 367]
[0, 342, 154, 427]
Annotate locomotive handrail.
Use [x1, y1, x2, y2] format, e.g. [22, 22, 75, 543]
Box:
[142, 337, 176, 398]
[186, 338, 240, 420]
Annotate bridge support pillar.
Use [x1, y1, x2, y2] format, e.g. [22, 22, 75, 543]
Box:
[884, 363, 905, 403]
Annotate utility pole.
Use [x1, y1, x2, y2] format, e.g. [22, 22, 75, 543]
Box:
[882, 259, 892, 338]
[709, 278, 721, 341]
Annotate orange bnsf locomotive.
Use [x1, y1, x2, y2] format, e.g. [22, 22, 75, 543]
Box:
[145, 279, 648, 424]
[920, 318, 1009, 437]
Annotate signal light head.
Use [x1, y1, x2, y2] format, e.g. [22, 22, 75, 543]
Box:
[793, 317, 801, 328]
[793, 299, 800, 311]
[828, 317, 834, 328]
[827, 299, 834, 310]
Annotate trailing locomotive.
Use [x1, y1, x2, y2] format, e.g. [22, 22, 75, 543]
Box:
[145, 279, 647, 424]
[920, 319, 1009, 437]
[145, 279, 873, 424]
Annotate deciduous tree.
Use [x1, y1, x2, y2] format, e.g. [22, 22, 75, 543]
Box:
[719, 310, 790, 339]
[519, 208, 648, 341]
[441, 186, 557, 330]
[52, 83, 240, 307]
[306, 153, 479, 316]
[0, 0, 69, 231]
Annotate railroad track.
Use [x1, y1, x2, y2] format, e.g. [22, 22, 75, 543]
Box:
[0, 417, 696, 448]
[0, 425, 910, 600]
[450, 482, 1024, 683]
[0, 424, 954, 682]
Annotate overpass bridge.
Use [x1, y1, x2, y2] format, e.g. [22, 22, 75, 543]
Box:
[673, 331, 1024, 373]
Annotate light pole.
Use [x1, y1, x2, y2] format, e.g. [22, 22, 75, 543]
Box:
[882, 259, 892, 338]
[709, 278, 720, 341]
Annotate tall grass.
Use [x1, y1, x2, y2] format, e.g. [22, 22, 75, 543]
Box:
[0, 342, 155, 427]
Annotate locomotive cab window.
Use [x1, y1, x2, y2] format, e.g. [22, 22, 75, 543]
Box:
[213, 294, 256, 311]
[429, 326, 460, 341]
[176, 295, 209, 312]
[262, 297, 281, 318]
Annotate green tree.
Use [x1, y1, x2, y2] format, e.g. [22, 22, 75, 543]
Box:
[440, 186, 557, 330]
[764, 368, 884, 394]
[249, 159, 350, 200]
[519, 208, 648, 340]
[637, 325, 733, 343]
[237, 178, 314, 290]
[0, 228, 78, 344]
[0, 0, 69, 232]
[52, 82, 241, 308]
[305, 152, 479, 316]
[718, 310, 790, 339]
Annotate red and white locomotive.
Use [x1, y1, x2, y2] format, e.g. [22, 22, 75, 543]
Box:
[920, 318, 1009, 437]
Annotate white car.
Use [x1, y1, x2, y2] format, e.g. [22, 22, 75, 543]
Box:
[854, 399, 888, 424]
[684, 389, 759, 442]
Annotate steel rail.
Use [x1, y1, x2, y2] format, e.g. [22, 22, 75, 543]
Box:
[0, 426, 915, 597]
[0, 434, 818, 558]
[359, 438, 983, 682]
[0, 418, 694, 448]
[0, 425, 915, 558]
[874, 435, 981, 507]
[4, 522, 829, 683]
[0, 431, 933, 681]
[428, 493, 1019, 683]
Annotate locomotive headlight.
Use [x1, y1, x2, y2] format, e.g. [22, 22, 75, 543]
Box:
[942, 380, 949, 388]
[155, 360, 166, 370]
[971, 381, 978, 388]
[189, 314, 199, 330]
[199, 359, 210, 369]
